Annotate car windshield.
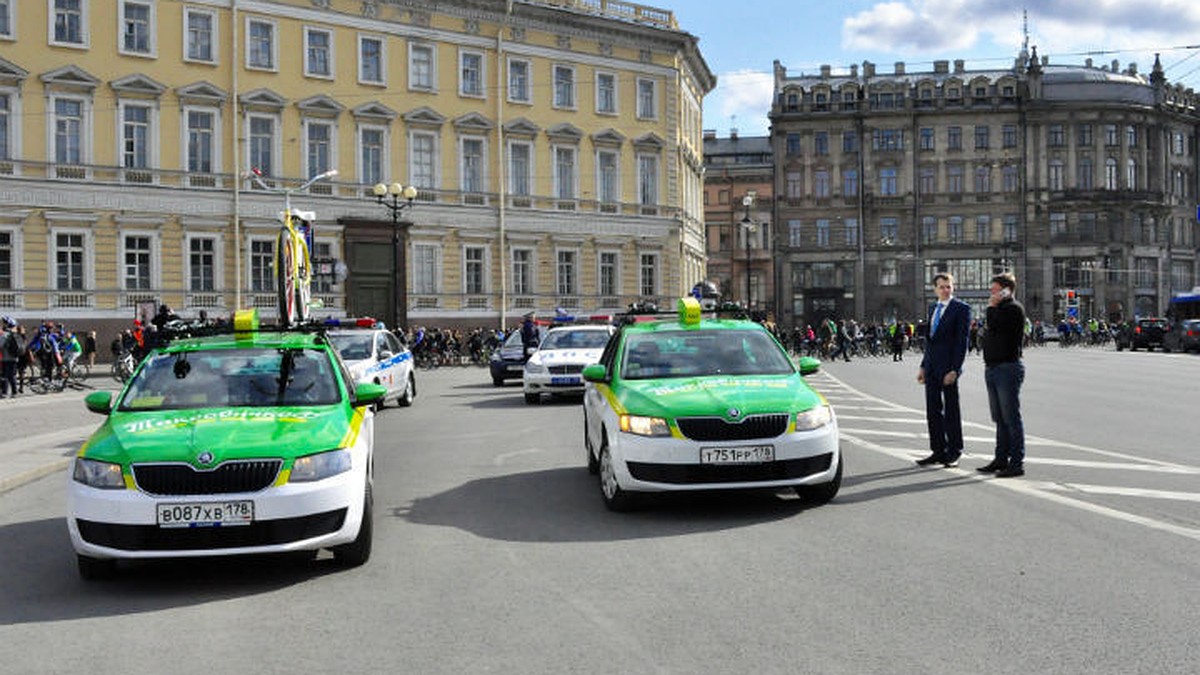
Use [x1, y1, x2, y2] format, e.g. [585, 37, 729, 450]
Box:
[328, 333, 373, 360]
[620, 329, 795, 380]
[118, 347, 342, 411]
[540, 329, 611, 350]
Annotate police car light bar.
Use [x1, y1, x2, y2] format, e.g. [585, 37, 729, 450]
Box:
[323, 317, 381, 328]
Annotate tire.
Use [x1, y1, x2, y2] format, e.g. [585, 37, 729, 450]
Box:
[584, 411, 599, 475]
[29, 378, 48, 395]
[795, 452, 843, 505]
[524, 392, 540, 404]
[598, 440, 638, 512]
[77, 554, 116, 581]
[333, 482, 373, 567]
[397, 373, 416, 407]
[492, 376, 504, 387]
[276, 230, 298, 327]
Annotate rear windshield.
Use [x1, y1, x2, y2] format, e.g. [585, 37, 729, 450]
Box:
[621, 329, 794, 380]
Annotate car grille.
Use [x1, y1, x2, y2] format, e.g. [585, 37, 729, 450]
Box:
[549, 364, 585, 375]
[133, 460, 283, 496]
[75, 509, 347, 551]
[628, 453, 833, 485]
[676, 414, 790, 441]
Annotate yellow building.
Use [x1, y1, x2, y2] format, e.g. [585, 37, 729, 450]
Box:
[0, 0, 713, 332]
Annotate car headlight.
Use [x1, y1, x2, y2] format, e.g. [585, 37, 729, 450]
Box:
[795, 405, 833, 431]
[524, 360, 545, 374]
[289, 450, 352, 482]
[619, 414, 671, 437]
[73, 458, 126, 489]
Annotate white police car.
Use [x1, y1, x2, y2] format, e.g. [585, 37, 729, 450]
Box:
[327, 322, 415, 408]
[523, 324, 615, 404]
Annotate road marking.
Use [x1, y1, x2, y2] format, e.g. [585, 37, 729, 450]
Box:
[1037, 482, 1200, 502]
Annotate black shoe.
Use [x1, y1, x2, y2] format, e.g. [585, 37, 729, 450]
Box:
[977, 460, 1007, 473]
[995, 465, 1025, 478]
[916, 453, 944, 466]
[941, 453, 961, 468]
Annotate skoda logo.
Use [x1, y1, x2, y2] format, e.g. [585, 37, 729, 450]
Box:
[727, 408, 741, 419]
[197, 451, 215, 465]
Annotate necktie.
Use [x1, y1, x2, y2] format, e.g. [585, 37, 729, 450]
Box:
[931, 303, 944, 335]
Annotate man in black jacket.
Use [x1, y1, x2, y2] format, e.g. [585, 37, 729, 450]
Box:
[979, 273, 1027, 477]
[916, 272, 972, 468]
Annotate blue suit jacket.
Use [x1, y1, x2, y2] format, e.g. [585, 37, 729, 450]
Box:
[920, 298, 971, 378]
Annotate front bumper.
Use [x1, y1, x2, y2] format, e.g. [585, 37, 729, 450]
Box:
[523, 369, 586, 395]
[490, 359, 525, 381]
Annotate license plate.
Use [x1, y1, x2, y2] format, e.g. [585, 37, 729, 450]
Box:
[508, 364, 524, 372]
[699, 445, 775, 464]
[157, 500, 254, 528]
[550, 376, 581, 386]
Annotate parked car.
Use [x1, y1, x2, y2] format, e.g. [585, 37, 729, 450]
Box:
[490, 328, 538, 386]
[1162, 319, 1200, 353]
[1115, 318, 1168, 351]
[327, 324, 415, 408]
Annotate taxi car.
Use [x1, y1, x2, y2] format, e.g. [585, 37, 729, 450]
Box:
[326, 321, 416, 408]
[581, 298, 841, 511]
[67, 311, 386, 579]
[522, 324, 615, 404]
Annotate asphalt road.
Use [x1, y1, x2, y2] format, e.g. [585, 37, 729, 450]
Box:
[1, 347, 1197, 674]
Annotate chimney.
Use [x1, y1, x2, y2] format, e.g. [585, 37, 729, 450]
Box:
[1129, 63, 1138, 75]
[850, 64, 858, 78]
[894, 62, 905, 75]
[954, 59, 965, 73]
[1112, 59, 1120, 72]
[1086, 58, 1093, 68]
[703, 129, 716, 141]
[934, 60, 949, 74]
[730, 128, 738, 141]
[820, 64, 831, 78]
[863, 61, 875, 77]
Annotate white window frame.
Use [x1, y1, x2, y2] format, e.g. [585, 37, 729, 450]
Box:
[596, 148, 620, 204]
[462, 244, 489, 295]
[411, 242, 442, 295]
[596, 71, 617, 114]
[555, 247, 579, 296]
[304, 26, 334, 79]
[408, 129, 439, 190]
[245, 16, 277, 71]
[553, 64, 576, 110]
[302, 117, 336, 180]
[637, 153, 658, 206]
[183, 6, 216, 63]
[245, 112, 281, 177]
[636, 77, 658, 120]
[184, 233, 222, 293]
[49, 226, 93, 291]
[459, 49, 485, 98]
[118, 229, 160, 292]
[358, 34, 385, 86]
[638, 251, 659, 298]
[0, 225, 22, 292]
[598, 250, 620, 297]
[357, 123, 389, 187]
[48, 94, 91, 171]
[0, 87, 23, 165]
[181, 105, 221, 176]
[553, 145, 577, 200]
[247, 235, 276, 294]
[408, 42, 436, 92]
[459, 135, 486, 194]
[510, 246, 534, 295]
[117, 100, 157, 176]
[49, 0, 88, 48]
[119, 0, 155, 57]
[0, 0, 15, 40]
[507, 140, 533, 196]
[507, 57, 531, 104]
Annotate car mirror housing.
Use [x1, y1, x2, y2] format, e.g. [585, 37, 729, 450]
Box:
[581, 363, 608, 383]
[85, 391, 113, 415]
[378, 350, 393, 361]
[796, 356, 822, 376]
[354, 382, 388, 407]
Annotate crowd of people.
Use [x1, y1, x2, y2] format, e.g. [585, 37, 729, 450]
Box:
[1, 317, 96, 398]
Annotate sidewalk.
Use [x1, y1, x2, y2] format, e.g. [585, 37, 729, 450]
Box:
[0, 375, 121, 495]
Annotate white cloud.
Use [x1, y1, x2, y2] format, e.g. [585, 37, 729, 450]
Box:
[707, 69, 774, 135]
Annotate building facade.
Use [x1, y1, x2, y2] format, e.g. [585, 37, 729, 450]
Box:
[0, 0, 713, 335]
[701, 130, 773, 311]
[769, 49, 1200, 328]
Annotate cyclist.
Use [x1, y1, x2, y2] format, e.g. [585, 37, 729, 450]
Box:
[62, 329, 82, 376]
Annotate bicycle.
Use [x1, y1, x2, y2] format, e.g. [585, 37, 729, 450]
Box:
[245, 167, 338, 327]
[111, 350, 136, 384]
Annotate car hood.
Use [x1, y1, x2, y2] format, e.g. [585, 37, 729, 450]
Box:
[80, 405, 364, 467]
[610, 374, 824, 419]
[530, 347, 605, 367]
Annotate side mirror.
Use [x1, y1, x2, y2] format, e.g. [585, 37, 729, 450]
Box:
[378, 350, 394, 361]
[85, 391, 113, 415]
[581, 363, 608, 383]
[796, 356, 822, 376]
[354, 382, 388, 407]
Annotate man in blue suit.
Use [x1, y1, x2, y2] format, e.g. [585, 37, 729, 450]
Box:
[916, 272, 971, 467]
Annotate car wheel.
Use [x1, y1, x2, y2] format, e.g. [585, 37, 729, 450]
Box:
[524, 392, 540, 404]
[398, 374, 416, 407]
[584, 412, 599, 475]
[794, 452, 843, 505]
[333, 482, 373, 567]
[599, 440, 638, 512]
[492, 376, 504, 386]
[77, 554, 116, 581]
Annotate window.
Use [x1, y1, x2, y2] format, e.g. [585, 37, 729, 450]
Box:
[53, 97, 84, 165]
[305, 121, 332, 179]
[56, 232, 85, 290]
[788, 220, 802, 247]
[250, 239, 274, 292]
[815, 219, 830, 247]
[0, 94, 12, 160]
[1172, 131, 1185, 155]
[553, 65, 575, 109]
[358, 126, 384, 187]
[842, 169, 857, 196]
[879, 167, 897, 195]
[637, 154, 658, 206]
[919, 166, 935, 195]
[508, 141, 532, 196]
[312, 241, 334, 294]
[464, 246, 485, 294]
[121, 1, 153, 55]
[52, 0, 86, 46]
[1003, 215, 1018, 243]
[596, 149, 619, 203]
[412, 243, 439, 294]
[1105, 157, 1118, 190]
[0, 230, 13, 290]
[409, 43, 435, 91]
[508, 59, 531, 103]
[409, 131, 436, 189]
[786, 133, 800, 156]
[786, 171, 802, 199]
[185, 8, 215, 62]
[305, 27, 333, 77]
[1078, 158, 1093, 190]
[1079, 213, 1097, 241]
[880, 217, 898, 243]
[588, 70, 616, 113]
[189, 237, 216, 292]
[123, 235, 151, 290]
[973, 165, 991, 193]
[1048, 124, 1064, 147]
[974, 125, 989, 150]
[921, 216, 937, 244]
[1048, 160, 1064, 191]
[947, 165, 964, 194]
[1126, 159, 1138, 190]
[1077, 124, 1092, 147]
[844, 218, 858, 247]
[637, 78, 657, 119]
[947, 216, 963, 244]
[359, 36, 384, 84]
[814, 132, 828, 156]
[1002, 124, 1017, 148]
[879, 259, 898, 286]
[947, 126, 962, 150]
[842, 131, 858, 153]
[975, 215, 990, 243]
[813, 170, 830, 198]
[121, 103, 151, 169]
[872, 128, 903, 151]
[0, 1, 11, 38]
[919, 127, 934, 151]
[512, 248, 533, 295]
[1105, 124, 1118, 146]
[556, 250, 577, 295]
[247, 18, 275, 70]
[554, 146, 576, 199]
[460, 137, 485, 194]
[1050, 212, 1067, 238]
[459, 50, 483, 97]
[598, 251, 618, 297]
[639, 253, 658, 297]
[247, 115, 275, 177]
[1126, 125, 1138, 148]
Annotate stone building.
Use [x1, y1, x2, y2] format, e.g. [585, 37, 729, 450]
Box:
[769, 48, 1199, 328]
[701, 130, 773, 310]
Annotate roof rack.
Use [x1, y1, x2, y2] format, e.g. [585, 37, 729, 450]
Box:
[157, 309, 335, 345]
[614, 298, 755, 327]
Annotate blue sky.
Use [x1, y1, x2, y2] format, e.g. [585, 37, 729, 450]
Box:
[675, 0, 1200, 138]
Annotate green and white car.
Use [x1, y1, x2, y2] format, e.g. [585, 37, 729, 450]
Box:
[67, 312, 386, 579]
[582, 299, 841, 511]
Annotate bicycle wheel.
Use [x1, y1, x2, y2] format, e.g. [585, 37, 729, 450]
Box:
[276, 228, 299, 327]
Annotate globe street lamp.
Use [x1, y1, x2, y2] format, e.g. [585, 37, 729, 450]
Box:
[741, 191, 757, 308]
[371, 182, 419, 327]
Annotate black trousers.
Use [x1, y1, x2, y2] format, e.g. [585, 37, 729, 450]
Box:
[924, 378, 963, 456]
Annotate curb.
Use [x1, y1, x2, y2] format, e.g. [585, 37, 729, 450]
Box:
[0, 457, 71, 495]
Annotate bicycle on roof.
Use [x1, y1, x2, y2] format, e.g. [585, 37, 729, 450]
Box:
[245, 167, 338, 328]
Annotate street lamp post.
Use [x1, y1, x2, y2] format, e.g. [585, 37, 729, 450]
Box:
[741, 191, 757, 308]
[371, 182, 419, 327]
